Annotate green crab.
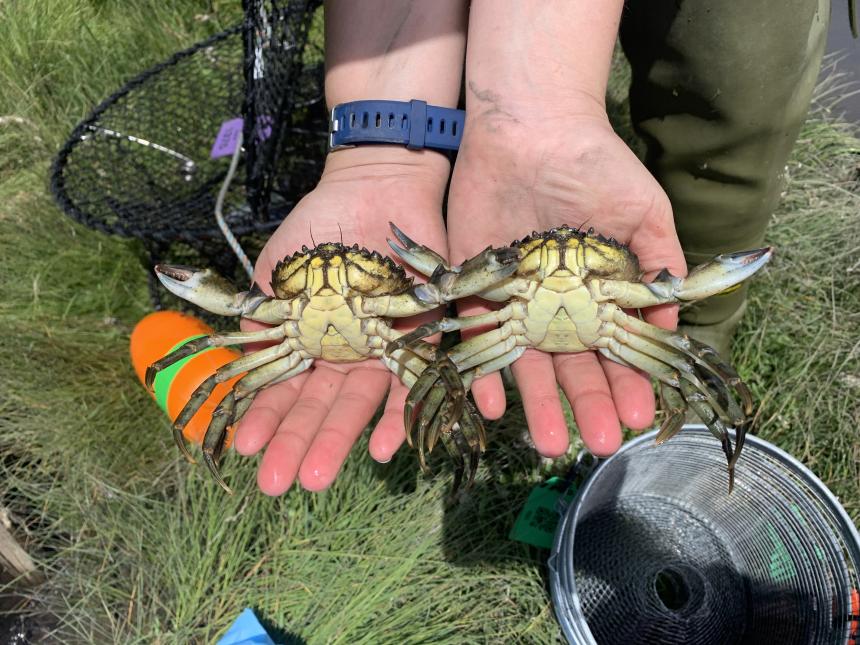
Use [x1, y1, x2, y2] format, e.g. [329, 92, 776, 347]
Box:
[145, 223, 518, 491]
[386, 225, 773, 491]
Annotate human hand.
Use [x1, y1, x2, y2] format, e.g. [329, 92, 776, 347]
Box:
[233, 147, 450, 495]
[445, 106, 685, 458]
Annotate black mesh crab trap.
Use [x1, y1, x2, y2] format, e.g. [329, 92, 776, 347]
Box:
[549, 426, 860, 644]
[50, 0, 327, 309]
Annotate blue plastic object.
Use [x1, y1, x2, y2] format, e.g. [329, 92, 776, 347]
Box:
[216, 608, 276, 645]
[329, 99, 464, 151]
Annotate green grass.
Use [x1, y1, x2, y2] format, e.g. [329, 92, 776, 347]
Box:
[1, 1, 859, 643]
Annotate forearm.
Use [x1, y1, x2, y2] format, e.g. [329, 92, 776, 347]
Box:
[465, 0, 623, 119]
[324, 0, 467, 176]
[325, 0, 467, 108]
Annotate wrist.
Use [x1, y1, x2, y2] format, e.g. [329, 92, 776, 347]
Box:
[320, 145, 452, 195]
[460, 106, 614, 165]
[466, 85, 610, 133]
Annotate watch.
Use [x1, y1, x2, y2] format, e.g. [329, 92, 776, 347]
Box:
[329, 99, 464, 152]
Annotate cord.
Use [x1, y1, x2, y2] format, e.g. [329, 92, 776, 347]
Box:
[215, 129, 254, 279]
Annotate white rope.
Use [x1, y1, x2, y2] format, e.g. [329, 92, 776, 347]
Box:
[215, 129, 254, 279]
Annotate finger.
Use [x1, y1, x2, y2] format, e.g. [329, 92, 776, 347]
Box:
[456, 296, 506, 420]
[233, 373, 309, 456]
[368, 376, 409, 463]
[298, 367, 391, 491]
[642, 302, 679, 331]
[625, 198, 685, 334]
[627, 198, 686, 279]
[553, 352, 622, 457]
[511, 349, 570, 458]
[598, 355, 655, 431]
[255, 366, 347, 496]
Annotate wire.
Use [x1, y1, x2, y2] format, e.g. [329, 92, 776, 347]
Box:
[215, 129, 254, 279]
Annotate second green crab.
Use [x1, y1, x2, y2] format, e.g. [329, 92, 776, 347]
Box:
[385, 225, 772, 492]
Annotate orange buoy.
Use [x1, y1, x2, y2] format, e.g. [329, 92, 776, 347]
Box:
[130, 311, 242, 445]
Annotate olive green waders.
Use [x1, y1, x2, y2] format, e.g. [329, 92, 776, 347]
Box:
[619, 0, 831, 340]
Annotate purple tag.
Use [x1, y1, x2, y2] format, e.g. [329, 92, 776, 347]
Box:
[210, 118, 244, 159]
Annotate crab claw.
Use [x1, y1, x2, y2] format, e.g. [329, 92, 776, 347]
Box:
[154, 265, 267, 317]
[410, 247, 520, 306]
[596, 247, 774, 308]
[387, 222, 451, 276]
[387, 222, 520, 304]
[661, 247, 774, 302]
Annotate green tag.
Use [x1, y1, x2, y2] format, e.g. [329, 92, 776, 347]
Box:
[153, 334, 213, 413]
[509, 477, 577, 549]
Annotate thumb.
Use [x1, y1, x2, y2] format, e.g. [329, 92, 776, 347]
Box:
[627, 197, 686, 331]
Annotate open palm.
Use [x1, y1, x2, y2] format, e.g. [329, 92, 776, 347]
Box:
[234, 151, 449, 495]
[447, 115, 686, 457]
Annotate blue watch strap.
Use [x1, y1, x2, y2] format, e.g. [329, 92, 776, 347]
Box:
[329, 100, 464, 152]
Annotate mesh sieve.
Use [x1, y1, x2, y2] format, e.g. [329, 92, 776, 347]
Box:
[549, 426, 860, 644]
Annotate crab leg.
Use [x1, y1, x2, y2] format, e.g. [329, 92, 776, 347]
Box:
[380, 348, 430, 386]
[198, 354, 313, 492]
[383, 305, 517, 356]
[591, 247, 773, 308]
[227, 356, 315, 427]
[455, 335, 520, 373]
[398, 321, 520, 407]
[381, 344, 486, 493]
[599, 336, 736, 425]
[439, 432, 467, 494]
[679, 379, 740, 492]
[656, 383, 687, 445]
[402, 355, 466, 444]
[603, 330, 743, 424]
[447, 419, 482, 492]
[596, 338, 743, 491]
[380, 340, 466, 443]
[412, 383, 448, 469]
[464, 346, 527, 383]
[655, 380, 739, 492]
[400, 342, 526, 464]
[609, 308, 753, 415]
[169, 343, 294, 459]
[145, 324, 289, 389]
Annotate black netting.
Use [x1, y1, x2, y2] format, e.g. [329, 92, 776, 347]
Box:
[242, 0, 326, 222]
[51, 1, 327, 312]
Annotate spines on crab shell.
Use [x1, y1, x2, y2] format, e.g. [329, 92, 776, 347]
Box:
[511, 224, 628, 252]
[510, 224, 641, 281]
[270, 240, 412, 299]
